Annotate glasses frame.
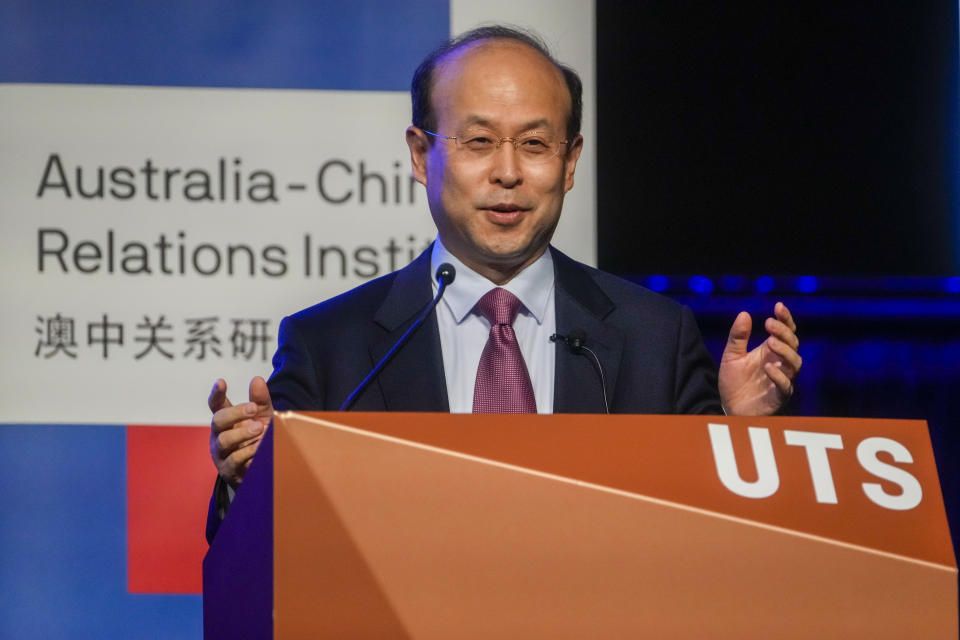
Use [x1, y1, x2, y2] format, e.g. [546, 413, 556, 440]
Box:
[423, 129, 569, 161]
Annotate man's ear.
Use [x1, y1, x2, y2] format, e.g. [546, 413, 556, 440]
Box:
[562, 134, 584, 194]
[406, 126, 429, 186]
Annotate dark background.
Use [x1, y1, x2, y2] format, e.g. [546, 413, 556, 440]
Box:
[596, 1, 960, 568]
[597, 1, 958, 275]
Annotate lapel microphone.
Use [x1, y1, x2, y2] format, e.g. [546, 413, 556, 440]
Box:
[339, 263, 456, 411]
[550, 329, 586, 352]
[550, 329, 610, 414]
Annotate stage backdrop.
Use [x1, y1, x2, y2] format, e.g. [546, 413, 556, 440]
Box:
[0, 2, 596, 638]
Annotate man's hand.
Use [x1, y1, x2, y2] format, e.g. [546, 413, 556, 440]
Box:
[718, 302, 801, 416]
[208, 376, 274, 489]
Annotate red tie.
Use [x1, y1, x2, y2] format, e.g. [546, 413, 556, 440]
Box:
[472, 288, 537, 413]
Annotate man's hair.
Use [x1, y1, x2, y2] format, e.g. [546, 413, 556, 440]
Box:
[411, 25, 583, 142]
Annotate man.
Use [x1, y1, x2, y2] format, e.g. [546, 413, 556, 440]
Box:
[206, 26, 801, 541]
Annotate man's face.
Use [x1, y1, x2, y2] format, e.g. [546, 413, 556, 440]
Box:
[407, 40, 583, 283]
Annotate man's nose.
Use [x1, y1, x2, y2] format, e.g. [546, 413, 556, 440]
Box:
[488, 143, 522, 187]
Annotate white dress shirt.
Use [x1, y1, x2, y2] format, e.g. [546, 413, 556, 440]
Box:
[431, 238, 556, 413]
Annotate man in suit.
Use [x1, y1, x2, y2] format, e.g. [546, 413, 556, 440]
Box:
[206, 26, 801, 540]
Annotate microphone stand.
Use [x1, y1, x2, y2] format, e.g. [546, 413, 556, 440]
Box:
[339, 264, 455, 411]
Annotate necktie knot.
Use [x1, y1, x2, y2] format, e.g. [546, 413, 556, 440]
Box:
[476, 288, 523, 327]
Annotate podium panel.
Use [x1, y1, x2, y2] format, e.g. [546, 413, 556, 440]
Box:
[205, 413, 957, 638]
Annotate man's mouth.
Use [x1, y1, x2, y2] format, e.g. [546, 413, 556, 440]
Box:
[483, 203, 531, 222]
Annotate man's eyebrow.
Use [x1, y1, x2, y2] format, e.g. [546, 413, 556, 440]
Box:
[462, 115, 493, 127]
[461, 116, 556, 132]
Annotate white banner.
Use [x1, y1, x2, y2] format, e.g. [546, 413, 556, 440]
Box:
[1, 1, 596, 424]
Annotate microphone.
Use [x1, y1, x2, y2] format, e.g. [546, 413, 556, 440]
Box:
[339, 263, 456, 411]
[550, 329, 586, 352]
[550, 329, 609, 413]
[435, 263, 455, 287]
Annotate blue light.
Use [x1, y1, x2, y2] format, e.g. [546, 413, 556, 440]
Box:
[755, 276, 775, 293]
[721, 275, 744, 291]
[946, 277, 960, 293]
[645, 275, 669, 292]
[688, 275, 714, 294]
[795, 275, 819, 293]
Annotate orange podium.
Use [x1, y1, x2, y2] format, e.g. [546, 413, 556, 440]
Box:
[203, 412, 957, 638]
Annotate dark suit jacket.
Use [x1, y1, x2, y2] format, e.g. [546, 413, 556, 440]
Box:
[268, 246, 720, 414]
[206, 247, 721, 541]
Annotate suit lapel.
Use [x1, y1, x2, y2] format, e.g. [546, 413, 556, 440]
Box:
[552, 249, 624, 413]
[369, 249, 450, 411]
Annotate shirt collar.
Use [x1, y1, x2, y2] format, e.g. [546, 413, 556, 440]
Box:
[430, 237, 555, 325]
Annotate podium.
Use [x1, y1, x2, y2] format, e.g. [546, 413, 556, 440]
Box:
[203, 412, 957, 638]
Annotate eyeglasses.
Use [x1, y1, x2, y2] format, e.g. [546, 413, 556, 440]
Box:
[424, 129, 568, 163]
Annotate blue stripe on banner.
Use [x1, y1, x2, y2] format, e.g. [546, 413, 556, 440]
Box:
[0, 425, 200, 640]
[0, 0, 449, 90]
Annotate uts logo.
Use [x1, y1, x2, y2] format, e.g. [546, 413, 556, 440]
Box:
[707, 423, 923, 511]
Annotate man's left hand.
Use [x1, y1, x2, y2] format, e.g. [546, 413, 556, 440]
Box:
[719, 302, 801, 415]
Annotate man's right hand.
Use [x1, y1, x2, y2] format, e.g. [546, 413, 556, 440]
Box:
[208, 376, 274, 489]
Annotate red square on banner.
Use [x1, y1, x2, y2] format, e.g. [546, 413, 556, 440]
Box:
[127, 425, 212, 594]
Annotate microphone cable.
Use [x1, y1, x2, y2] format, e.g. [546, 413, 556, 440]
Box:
[550, 330, 610, 414]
